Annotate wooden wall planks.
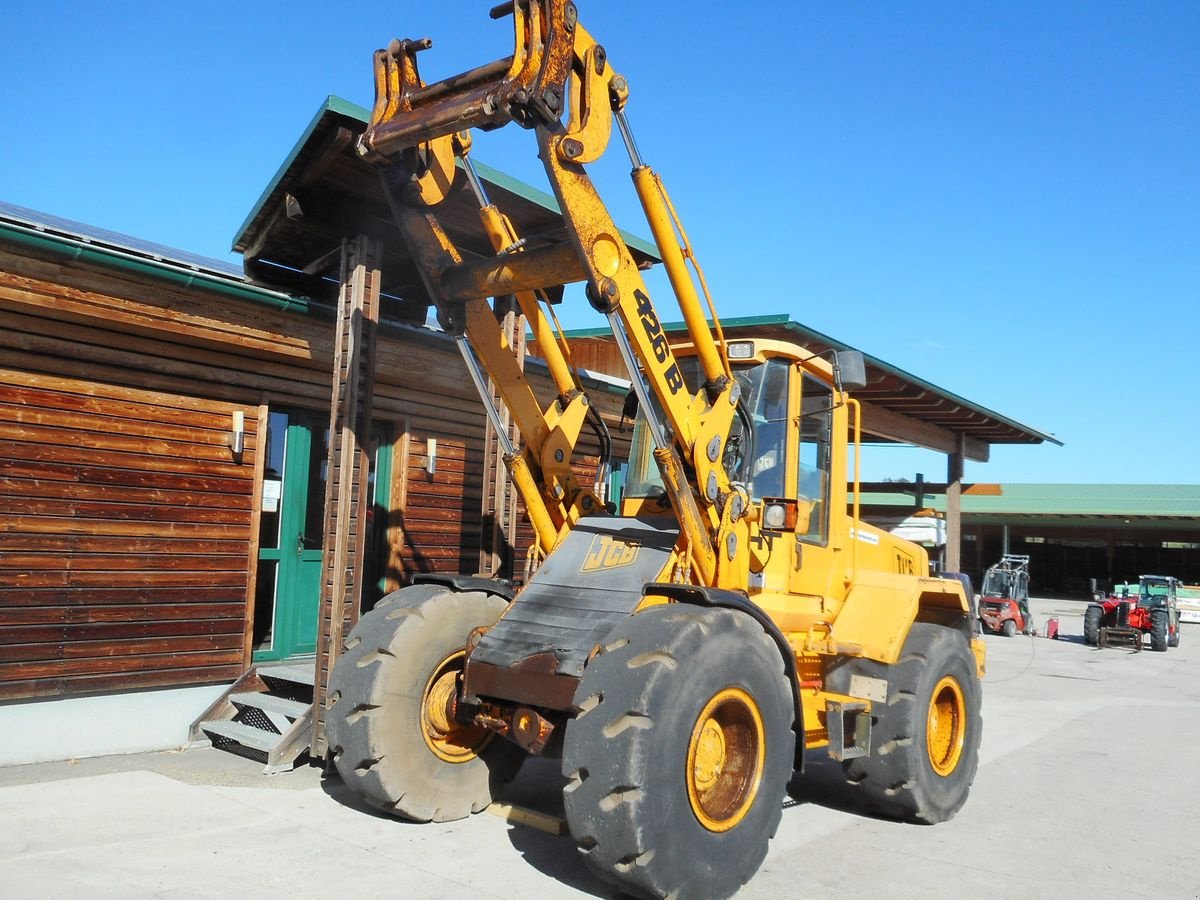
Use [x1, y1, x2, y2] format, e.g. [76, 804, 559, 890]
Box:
[0, 243, 632, 703]
[0, 365, 256, 700]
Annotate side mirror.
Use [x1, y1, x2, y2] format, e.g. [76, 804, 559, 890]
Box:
[835, 350, 867, 391]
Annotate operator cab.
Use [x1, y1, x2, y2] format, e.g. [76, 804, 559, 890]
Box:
[1138, 576, 1177, 609]
[621, 339, 842, 547]
[981, 566, 1030, 602]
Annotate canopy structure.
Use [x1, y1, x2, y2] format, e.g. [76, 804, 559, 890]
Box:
[234, 98, 1059, 575]
[557, 314, 1060, 463]
[553, 315, 1062, 572]
[233, 96, 658, 323]
[719, 316, 1061, 461]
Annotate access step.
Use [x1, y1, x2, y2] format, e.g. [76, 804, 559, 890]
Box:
[200, 719, 282, 754]
[230, 692, 310, 720]
[188, 660, 317, 774]
[257, 662, 317, 686]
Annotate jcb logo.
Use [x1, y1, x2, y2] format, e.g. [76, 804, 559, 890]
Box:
[895, 552, 916, 576]
[635, 289, 684, 395]
[581, 535, 641, 573]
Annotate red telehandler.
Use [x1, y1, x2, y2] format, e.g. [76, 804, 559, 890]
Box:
[1084, 575, 1182, 651]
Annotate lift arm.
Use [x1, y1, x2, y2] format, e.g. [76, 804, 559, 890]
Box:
[361, 1, 752, 588]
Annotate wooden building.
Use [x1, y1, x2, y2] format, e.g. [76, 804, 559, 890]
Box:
[0, 98, 652, 765]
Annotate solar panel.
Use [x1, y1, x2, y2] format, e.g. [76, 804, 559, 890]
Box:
[0, 200, 245, 279]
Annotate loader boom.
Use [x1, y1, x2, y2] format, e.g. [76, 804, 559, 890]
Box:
[360, 2, 749, 585]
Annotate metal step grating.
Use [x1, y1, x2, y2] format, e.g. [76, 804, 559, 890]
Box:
[231, 692, 310, 720]
[258, 662, 316, 686]
[192, 660, 318, 773]
[200, 719, 282, 753]
[233, 704, 280, 735]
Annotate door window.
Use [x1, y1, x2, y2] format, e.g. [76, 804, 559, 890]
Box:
[253, 411, 288, 652]
[253, 409, 327, 660]
[797, 374, 833, 545]
[746, 359, 791, 501]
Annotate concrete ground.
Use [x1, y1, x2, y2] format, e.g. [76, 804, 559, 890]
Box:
[1, 597, 1197, 899]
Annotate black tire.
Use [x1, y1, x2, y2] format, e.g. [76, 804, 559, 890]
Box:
[1150, 608, 1169, 652]
[1001, 618, 1017, 638]
[1169, 617, 1181, 648]
[326, 585, 525, 821]
[561, 605, 794, 900]
[828, 623, 981, 824]
[1083, 605, 1102, 646]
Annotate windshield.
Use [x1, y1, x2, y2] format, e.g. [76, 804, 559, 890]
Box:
[982, 568, 1028, 600]
[981, 571, 1012, 598]
[624, 358, 790, 502]
[1140, 581, 1170, 606]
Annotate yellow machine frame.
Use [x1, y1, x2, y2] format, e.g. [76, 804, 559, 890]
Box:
[356, 0, 982, 767]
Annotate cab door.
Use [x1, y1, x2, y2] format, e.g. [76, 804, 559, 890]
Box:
[786, 372, 840, 603]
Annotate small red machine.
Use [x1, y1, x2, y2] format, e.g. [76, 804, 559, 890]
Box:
[978, 554, 1033, 637]
[1083, 575, 1182, 652]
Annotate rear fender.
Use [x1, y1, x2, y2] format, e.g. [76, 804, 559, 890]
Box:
[411, 572, 515, 601]
[837, 570, 976, 661]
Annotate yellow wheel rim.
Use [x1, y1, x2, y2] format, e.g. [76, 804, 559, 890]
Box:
[421, 650, 493, 764]
[926, 675, 967, 777]
[685, 688, 765, 832]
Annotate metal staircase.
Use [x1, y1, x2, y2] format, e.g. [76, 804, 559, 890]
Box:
[189, 661, 316, 774]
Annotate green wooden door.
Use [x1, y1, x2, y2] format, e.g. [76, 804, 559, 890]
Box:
[253, 410, 328, 662]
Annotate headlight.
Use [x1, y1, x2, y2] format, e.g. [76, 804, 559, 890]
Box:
[727, 341, 755, 359]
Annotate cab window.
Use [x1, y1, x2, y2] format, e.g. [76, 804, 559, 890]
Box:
[745, 359, 791, 501]
[797, 374, 832, 544]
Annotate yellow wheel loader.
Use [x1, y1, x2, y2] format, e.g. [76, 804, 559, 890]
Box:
[326, 4, 985, 897]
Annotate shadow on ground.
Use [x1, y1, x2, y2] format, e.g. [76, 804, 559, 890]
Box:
[786, 756, 893, 821]
[498, 757, 614, 898]
[318, 767, 426, 823]
[319, 755, 612, 895]
[503, 822, 614, 898]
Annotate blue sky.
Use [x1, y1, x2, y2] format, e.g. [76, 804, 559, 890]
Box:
[3, 2, 1197, 484]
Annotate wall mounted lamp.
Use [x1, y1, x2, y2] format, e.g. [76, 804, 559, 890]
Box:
[230, 410, 245, 455]
[426, 438, 437, 475]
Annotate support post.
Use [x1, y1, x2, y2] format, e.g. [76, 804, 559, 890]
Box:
[945, 436, 965, 573]
[311, 235, 382, 758]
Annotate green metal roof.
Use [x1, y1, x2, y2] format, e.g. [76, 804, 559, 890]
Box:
[233, 95, 369, 252]
[768, 317, 1061, 446]
[864, 483, 1200, 518]
[562, 314, 1061, 449]
[0, 201, 310, 313]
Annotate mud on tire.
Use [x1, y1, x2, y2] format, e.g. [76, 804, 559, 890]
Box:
[826, 623, 981, 824]
[561, 605, 795, 900]
[326, 585, 524, 822]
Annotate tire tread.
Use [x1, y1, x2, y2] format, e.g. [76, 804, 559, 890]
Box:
[561, 607, 794, 899]
[833, 624, 981, 824]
